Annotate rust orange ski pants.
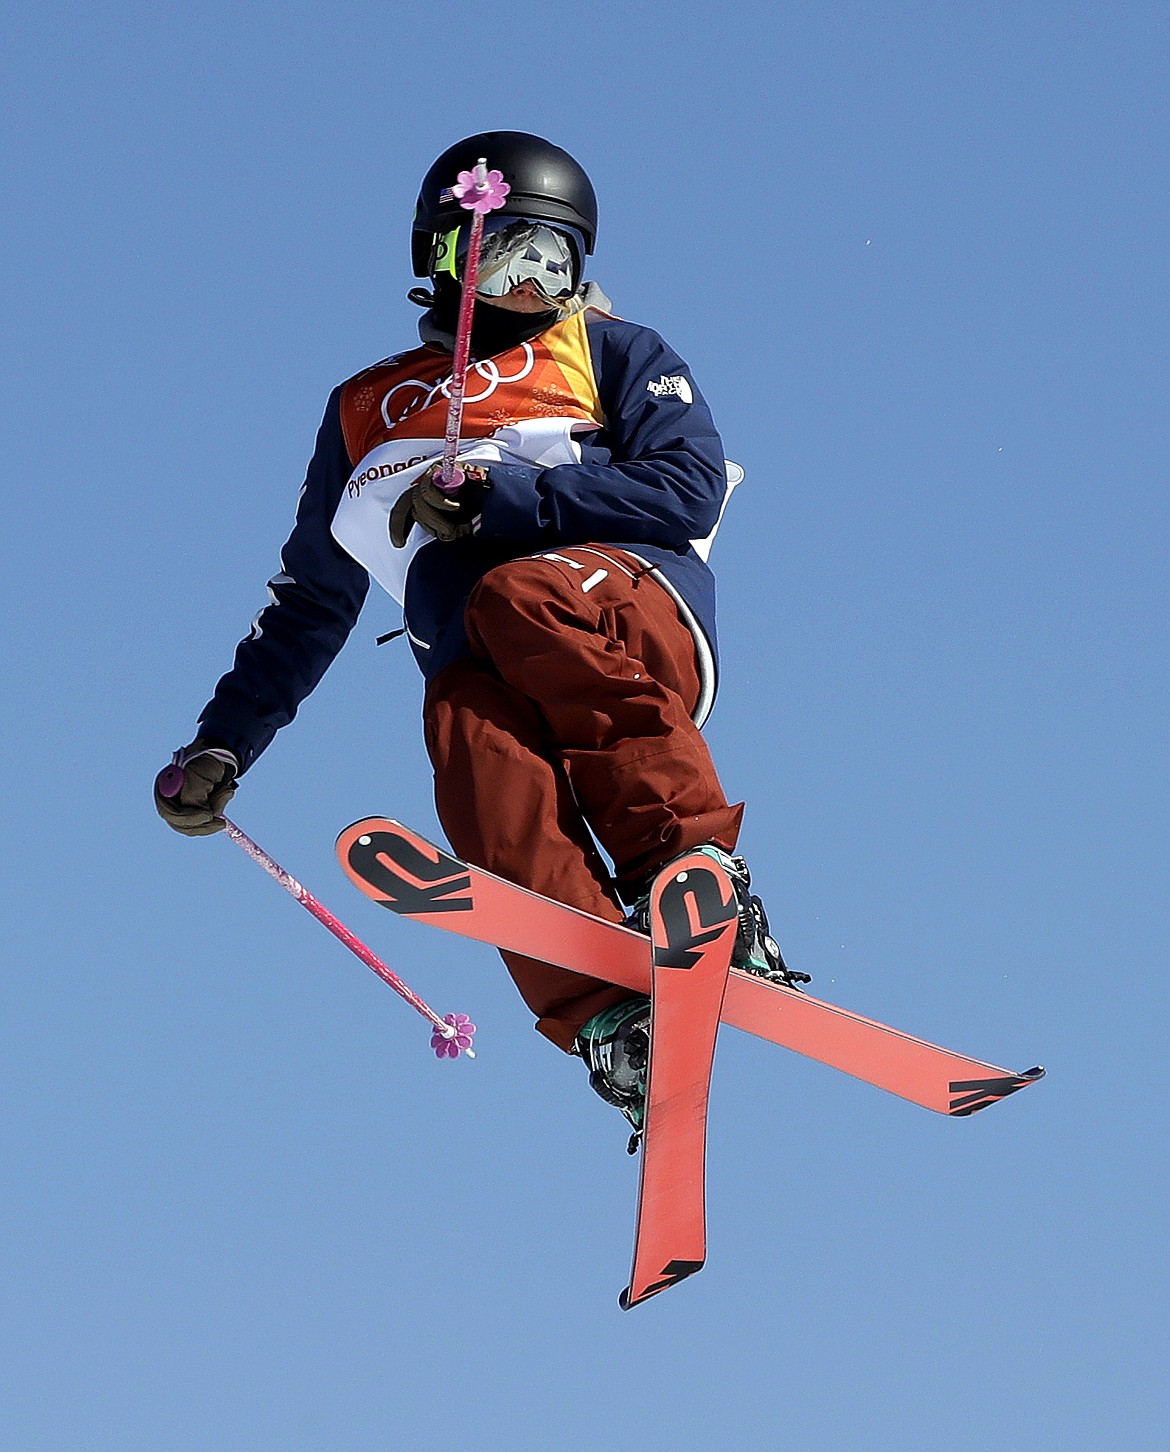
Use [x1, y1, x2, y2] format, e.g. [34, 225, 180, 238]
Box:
[423, 546, 743, 1051]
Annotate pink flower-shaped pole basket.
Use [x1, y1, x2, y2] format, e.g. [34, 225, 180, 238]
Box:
[432, 1013, 478, 1060]
[452, 166, 510, 215]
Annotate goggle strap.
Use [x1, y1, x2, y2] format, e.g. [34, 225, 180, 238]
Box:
[432, 227, 461, 280]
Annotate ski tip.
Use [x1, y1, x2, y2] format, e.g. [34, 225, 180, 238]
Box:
[618, 1283, 666, 1311]
[619, 1258, 706, 1310]
[947, 1064, 1047, 1116]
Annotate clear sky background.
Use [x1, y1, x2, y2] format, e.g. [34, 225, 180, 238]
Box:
[2, 3, 1167, 1449]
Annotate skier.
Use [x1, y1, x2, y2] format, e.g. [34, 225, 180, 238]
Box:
[155, 131, 802, 1142]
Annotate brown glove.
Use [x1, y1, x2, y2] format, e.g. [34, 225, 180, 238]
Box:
[389, 464, 489, 548]
[154, 739, 240, 836]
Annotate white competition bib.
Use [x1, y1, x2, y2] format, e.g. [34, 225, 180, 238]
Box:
[331, 417, 586, 604]
[331, 415, 745, 602]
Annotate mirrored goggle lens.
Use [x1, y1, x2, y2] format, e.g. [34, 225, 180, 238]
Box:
[431, 216, 582, 299]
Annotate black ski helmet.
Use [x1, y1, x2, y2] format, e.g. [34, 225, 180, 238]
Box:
[412, 131, 597, 279]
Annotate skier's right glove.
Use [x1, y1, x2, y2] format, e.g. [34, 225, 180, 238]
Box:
[154, 739, 240, 836]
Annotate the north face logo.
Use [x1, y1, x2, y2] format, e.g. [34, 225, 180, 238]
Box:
[647, 374, 693, 404]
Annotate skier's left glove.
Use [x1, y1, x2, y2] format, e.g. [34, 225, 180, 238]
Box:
[154, 739, 240, 836]
[390, 464, 489, 548]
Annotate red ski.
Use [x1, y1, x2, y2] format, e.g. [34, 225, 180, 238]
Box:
[620, 852, 736, 1309]
[336, 819, 1044, 1116]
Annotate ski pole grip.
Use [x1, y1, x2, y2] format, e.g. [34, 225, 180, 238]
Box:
[435, 463, 466, 496]
[156, 764, 186, 799]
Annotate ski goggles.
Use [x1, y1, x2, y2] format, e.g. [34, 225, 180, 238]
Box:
[430, 215, 584, 301]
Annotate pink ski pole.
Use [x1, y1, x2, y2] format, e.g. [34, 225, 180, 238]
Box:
[156, 765, 475, 1059]
[436, 159, 510, 493]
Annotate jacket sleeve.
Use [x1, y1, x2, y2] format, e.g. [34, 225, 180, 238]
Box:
[196, 387, 370, 772]
[476, 319, 727, 548]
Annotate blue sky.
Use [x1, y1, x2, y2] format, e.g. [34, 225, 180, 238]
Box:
[2, 3, 1167, 1448]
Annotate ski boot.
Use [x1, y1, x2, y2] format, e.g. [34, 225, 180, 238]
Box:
[575, 996, 651, 1154]
[626, 845, 811, 990]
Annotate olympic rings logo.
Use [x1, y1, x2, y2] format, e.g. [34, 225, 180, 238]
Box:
[380, 345, 536, 427]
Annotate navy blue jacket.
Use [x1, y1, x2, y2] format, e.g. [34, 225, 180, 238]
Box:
[198, 311, 728, 772]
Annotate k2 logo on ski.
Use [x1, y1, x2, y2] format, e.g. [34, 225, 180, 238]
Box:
[647, 374, 693, 404]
